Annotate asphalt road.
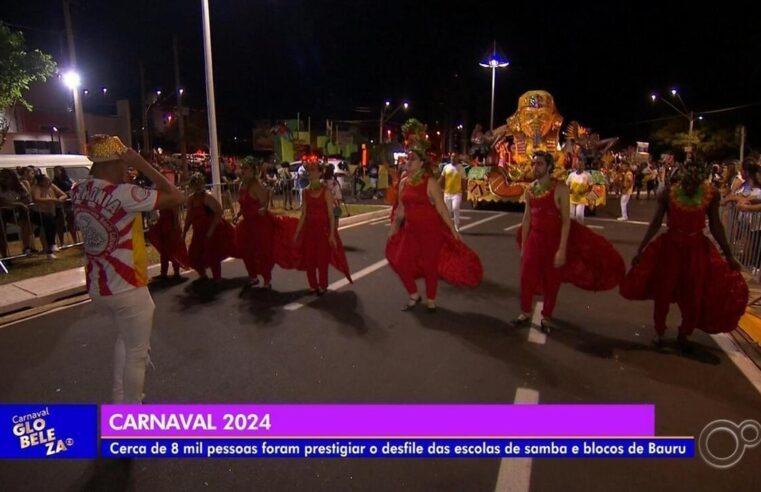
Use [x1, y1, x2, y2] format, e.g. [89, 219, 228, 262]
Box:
[1, 196, 760, 492]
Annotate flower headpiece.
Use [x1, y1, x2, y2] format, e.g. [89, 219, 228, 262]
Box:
[402, 118, 430, 160]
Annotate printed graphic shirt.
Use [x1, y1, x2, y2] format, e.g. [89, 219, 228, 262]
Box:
[72, 178, 159, 296]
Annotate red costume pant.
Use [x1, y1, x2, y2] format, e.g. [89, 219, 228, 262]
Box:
[306, 262, 329, 290]
[397, 228, 444, 300]
[520, 230, 562, 318]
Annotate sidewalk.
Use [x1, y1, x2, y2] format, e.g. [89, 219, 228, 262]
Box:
[0, 208, 390, 317]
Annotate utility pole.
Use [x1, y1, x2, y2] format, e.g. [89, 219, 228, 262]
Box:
[62, 0, 86, 154]
[201, 0, 222, 202]
[173, 36, 188, 180]
[140, 61, 149, 153]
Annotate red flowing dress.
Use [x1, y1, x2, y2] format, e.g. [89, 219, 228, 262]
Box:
[147, 208, 188, 272]
[286, 187, 352, 289]
[620, 184, 748, 335]
[517, 182, 624, 318]
[386, 176, 482, 299]
[236, 190, 275, 283]
[187, 196, 235, 278]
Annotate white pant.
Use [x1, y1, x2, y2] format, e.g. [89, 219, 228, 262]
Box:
[620, 194, 631, 220]
[570, 203, 585, 223]
[91, 287, 155, 404]
[444, 192, 462, 227]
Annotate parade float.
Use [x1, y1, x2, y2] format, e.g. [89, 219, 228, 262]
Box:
[466, 90, 616, 209]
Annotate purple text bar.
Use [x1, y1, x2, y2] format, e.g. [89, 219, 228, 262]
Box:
[100, 404, 654, 438]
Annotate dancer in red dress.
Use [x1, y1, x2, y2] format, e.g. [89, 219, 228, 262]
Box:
[233, 158, 275, 289]
[621, 161, 746, 352]
[147, 206, 188, 280]
[386, 149, 483, 312]
[293, 160, 352, 294]
[512, 152, 625, 333]
[183, 173, 235, 282]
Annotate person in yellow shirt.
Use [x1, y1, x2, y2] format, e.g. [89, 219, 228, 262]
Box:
[565, 158, 592, 223]
[618, 163, 635, 221]
[438, 155, 467, 231]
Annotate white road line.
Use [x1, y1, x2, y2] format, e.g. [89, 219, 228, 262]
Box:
[586, 224, 604, 229]
[586, 217, 651, 226]
[283, 212, 504, 311]
[460, 213, 505, 231]
[370, 219, 389, 225]
[528, 302, 547, 344]
[283, 259, 389, 311]
[504, 224, 522, 232]
[494, 387, 540, 492]
[711, 333, 761, 395]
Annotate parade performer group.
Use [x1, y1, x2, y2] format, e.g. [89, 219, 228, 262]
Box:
[512, 152, 625, 333]
[621, 161, 746, 352]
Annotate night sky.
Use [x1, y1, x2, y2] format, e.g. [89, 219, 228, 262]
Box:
[5, 1, 761, 149]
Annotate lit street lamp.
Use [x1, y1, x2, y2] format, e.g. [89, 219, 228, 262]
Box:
[650, 88, 697, 147]
[62, 70, 86, 154]
[379, 101, 410, 143]
[479, 41, 509, 131]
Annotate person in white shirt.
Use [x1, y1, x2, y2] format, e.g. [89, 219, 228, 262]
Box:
[438, 156, 467, 230]
[73, 135, 184, 403]
[565, 159, 592, 223]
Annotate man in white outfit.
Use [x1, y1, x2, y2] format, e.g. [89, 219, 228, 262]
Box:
[618, 163, 634, 221]
[72, 135, 185, 403]
[439, 155, 467, 231]
[566, 159, 592, 223]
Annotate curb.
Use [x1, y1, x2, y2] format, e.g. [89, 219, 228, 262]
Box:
[0, 208, 392, 318]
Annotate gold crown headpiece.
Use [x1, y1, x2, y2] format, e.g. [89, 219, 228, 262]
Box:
[88, 135, 128, 163]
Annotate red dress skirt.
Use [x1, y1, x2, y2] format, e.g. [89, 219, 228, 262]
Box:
[187, 198, 236, 271]
[620, 185, 748, 334]
[386, 177, 483, 288]
[516, 183, 625, 292]
[276, 187, 352, 282]
[235, 191, 275, 279]
[147, 208, 188, 268]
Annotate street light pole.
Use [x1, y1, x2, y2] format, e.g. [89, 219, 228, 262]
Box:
[201, 0, 222, 202]
[379, 101, 408, 142]
[479, 41, 509, 132]
[489, 66, 496, 131]
[62, 0, 86, 154]
[651, 92, 695, 147]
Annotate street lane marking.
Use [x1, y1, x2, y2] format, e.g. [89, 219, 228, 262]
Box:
[283, 259, 389, 311]
[586, 217, 651, 226]
[711, 333, 761, 396]
[587, 225, 604, 229]
[528, 302, 547, 344]
[461, 213, 505, 231]
[283, 212, 504, 311]
[494, 387, 539, 492]
[504, 224, 522, 232]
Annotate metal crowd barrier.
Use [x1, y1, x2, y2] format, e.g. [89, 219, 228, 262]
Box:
[0, 200, 82, 271]
[722, 201, 761, 305]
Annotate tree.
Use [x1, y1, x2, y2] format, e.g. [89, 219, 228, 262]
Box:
[649, 118, 735, 161]
[0, 22, 57, 148]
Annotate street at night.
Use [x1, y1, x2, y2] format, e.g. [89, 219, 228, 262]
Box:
[1, 200, 760, 491]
